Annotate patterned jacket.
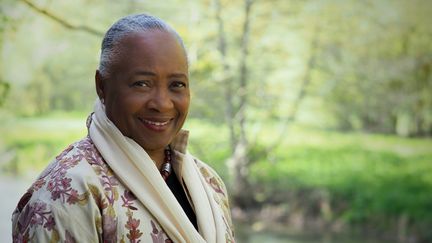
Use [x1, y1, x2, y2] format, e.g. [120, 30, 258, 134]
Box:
[12, 136, 235, 242]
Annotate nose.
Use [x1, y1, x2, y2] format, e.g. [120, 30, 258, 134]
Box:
[147, 87, 174, 112]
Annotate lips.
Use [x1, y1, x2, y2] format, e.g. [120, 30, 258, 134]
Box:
[142, 119, 170, 126]
[138, 117, 173, 131]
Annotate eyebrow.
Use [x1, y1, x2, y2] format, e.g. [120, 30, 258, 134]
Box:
[168, 73, 188, 79]
[133, 71, 188, 79]
[134, 71, 156, 76]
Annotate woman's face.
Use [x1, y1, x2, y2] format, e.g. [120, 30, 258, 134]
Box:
[96, 30, 190, 153]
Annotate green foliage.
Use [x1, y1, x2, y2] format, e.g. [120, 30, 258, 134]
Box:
[1, 0, 431, 137]
[247, 128, 432, 238]
[252, 145, 432, 218]
[312, 0, 432, 136]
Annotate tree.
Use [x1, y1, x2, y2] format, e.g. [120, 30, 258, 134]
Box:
[318, 0, 432, 136]
[212, 0, 313, 206]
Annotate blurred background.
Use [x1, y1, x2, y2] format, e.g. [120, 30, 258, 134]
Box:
[1, 0, 431, 242]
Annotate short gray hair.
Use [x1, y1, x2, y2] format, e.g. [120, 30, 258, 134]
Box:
[98, 14, 186, 76]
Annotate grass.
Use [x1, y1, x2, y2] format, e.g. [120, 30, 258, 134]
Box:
[0, 116, 86, 174]
[1, 115, 432, 239]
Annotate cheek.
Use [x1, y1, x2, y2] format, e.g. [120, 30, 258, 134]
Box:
[180, 95, 190, 115]
[107, 93, 140, 120]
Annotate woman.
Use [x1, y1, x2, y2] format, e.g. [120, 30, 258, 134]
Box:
[12, 14, 235, 243]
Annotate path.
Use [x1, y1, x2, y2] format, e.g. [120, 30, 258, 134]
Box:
[0, 175, 31, 242]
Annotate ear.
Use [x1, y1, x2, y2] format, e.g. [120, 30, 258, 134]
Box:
[95, 70, 105, 101]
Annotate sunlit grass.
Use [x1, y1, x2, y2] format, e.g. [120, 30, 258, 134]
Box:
[0, 116, 86, 175]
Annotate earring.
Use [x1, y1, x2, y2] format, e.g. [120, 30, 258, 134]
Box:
[101, 98, 105, 104]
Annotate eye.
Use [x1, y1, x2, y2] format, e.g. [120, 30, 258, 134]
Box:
[130, 80, 150, 88]
[170, 81, 187, 89]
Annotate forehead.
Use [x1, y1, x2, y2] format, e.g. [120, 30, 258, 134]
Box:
[120, 30, 180, 49]
[120, 30, 186, 62]
[110, 30, 188, 74]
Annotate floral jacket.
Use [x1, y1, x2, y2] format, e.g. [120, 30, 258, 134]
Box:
[12, 136, 235, 242]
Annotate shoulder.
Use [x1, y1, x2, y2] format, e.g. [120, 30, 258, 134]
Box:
[12, 137, 108, 241]
[14, 136, 107, 208]
[193, 157, 228, 195]
[189, 155, 235, 236]
[34, 136, 106, 191]
[27, 136, 114, 207]
[189, 155, 232, 209]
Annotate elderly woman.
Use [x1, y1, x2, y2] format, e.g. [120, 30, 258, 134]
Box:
[12, 14, 235, 243]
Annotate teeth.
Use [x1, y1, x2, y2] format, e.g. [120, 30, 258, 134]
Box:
[143, 119, 170, 126]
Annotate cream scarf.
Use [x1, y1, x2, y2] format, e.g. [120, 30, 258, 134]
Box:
[88, 100, 226, 243]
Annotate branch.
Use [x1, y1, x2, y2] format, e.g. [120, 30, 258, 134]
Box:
[20, 0, 104, 37]
[0, 81, 10, 106]
[263, 25, 322, 156]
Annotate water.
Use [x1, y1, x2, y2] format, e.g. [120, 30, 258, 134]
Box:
[234, 223, 388, 243]
[0, 175, 31, 243]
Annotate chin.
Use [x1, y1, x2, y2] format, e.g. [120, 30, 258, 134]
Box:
[138, 139, 171, 152]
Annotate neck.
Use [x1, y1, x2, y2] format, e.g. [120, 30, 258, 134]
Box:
[147, 148, 166, 169]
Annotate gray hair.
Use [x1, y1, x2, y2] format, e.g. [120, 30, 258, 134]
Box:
[98, 14, 186, 76]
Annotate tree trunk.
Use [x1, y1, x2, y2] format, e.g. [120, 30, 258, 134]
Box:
[213, 0, 255, 207]
[214, 0, 236, 152]
[228, 0, 254, 207]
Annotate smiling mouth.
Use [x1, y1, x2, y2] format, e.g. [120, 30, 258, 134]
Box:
[142, 119, 170, 126]
[138, 117, 173, 131]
